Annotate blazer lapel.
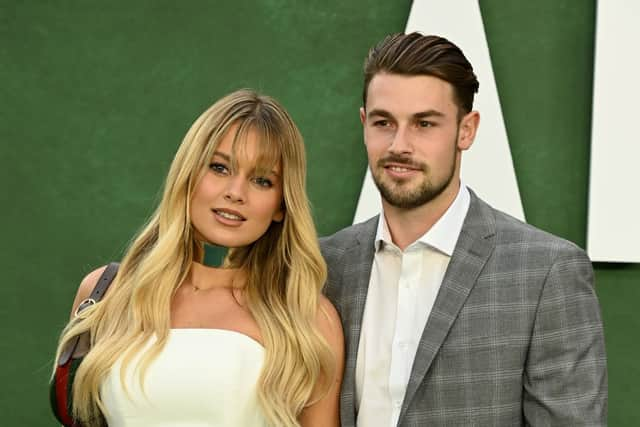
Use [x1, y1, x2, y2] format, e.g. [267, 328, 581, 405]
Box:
[399, 192, 496, 422]
[337, 216, 378, 427]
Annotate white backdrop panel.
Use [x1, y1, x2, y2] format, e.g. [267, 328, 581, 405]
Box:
[354, 0, 524, 224]
[588, 0, 640, 262]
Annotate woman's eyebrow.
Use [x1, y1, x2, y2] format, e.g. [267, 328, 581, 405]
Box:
[213, 151, 281, 178]
[212, 151, 231, 161]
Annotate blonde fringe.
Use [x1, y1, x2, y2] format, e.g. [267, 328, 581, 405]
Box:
[53, 89, 334, 427]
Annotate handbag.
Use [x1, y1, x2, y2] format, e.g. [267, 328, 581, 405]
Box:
[50, 262, 119, 427]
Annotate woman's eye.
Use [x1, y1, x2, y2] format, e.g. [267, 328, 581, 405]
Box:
[253, 177, 273, 188]
[209, 162, 229, 175]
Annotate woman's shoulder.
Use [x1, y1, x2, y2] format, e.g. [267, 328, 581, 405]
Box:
[317, 295, 340, 324]
[69, 265, 110, 318]
[315, 295, 344, 353]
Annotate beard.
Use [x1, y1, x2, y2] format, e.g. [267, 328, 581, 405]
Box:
[371, 151, 456, 210]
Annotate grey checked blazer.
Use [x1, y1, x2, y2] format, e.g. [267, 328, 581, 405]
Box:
[320, 190, 607, 426]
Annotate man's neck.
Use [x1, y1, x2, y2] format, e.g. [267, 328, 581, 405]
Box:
[382, 180, 461, 251]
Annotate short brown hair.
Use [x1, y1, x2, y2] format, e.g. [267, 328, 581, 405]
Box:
[363, 32, 479, 116]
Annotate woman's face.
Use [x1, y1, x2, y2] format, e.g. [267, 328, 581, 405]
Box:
[190, 124, 284, 248]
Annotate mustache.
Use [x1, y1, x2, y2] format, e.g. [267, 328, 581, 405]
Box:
[377, 154, 427, 171]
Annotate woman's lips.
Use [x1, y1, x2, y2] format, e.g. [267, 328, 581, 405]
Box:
[212, 208, 246, 225]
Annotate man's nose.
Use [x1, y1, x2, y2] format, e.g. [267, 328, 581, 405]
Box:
[388, 125, 412, 155]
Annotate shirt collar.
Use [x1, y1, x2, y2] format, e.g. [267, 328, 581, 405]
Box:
[375, 183, 471, 256]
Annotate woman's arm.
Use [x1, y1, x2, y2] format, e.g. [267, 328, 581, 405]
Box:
[299, 295, 345, 427]
[65, 265, 109, 357]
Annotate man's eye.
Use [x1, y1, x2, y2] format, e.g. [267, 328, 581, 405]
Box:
[209, 162, 229, 175]
[418, 120, 433, 128]
[253, 177, 273, 188]
[373, 119, 390, 127]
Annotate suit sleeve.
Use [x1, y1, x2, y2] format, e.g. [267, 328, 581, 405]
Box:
[523, 248, 608, 426]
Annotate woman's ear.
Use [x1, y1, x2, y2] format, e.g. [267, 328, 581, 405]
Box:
[272, 203, 285, 223]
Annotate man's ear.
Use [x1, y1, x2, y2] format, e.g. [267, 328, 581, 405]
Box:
[360, 107, 366, 125]
[457, 110, 480, 151]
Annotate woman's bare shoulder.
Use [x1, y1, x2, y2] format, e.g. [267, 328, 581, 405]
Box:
[69, 265, 109, 318]
[316, 295, 344, 353]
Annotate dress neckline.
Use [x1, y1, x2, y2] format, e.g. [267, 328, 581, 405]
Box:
[169, 328, 264, 349]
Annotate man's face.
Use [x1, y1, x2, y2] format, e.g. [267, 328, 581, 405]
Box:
[361, 73, 476, 210]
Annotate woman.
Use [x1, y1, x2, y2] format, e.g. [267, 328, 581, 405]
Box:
[52, 89, 344, 426]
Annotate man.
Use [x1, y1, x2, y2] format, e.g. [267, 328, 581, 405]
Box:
[321, 33, 607, 426]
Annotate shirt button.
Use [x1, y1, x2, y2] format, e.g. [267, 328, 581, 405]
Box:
[394, 400, 402, 408]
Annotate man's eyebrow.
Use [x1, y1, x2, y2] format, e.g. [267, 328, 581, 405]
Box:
[413, 109, 445, 119]
[367, 109, 393, 119]
[367, 109, 446, 119]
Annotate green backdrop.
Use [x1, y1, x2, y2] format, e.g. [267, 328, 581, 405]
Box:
[1, 1, 637, 425]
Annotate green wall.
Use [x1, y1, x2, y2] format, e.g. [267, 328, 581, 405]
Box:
[1, 1, 636, 424]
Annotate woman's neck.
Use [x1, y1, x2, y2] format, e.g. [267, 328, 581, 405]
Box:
[188, 261, 244, 292]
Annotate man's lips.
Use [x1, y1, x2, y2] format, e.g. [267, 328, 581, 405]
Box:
[212, 208, 246, 221]
[383, 162, 422, 172]
[381, 160, 424, 178]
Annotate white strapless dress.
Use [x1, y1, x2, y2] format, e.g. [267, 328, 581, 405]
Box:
[101, 329, 267, 426]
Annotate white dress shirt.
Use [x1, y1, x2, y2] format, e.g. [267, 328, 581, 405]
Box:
[355, 185, 470, 427]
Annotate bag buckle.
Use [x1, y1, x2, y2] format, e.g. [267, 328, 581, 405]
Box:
[74, 298, 96, 317]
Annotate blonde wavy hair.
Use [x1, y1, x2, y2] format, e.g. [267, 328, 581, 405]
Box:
[53, 89, 334, 426]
